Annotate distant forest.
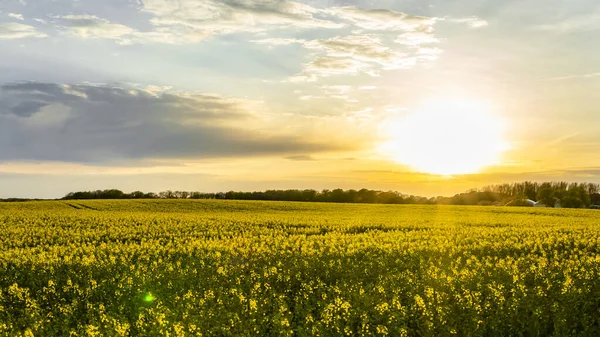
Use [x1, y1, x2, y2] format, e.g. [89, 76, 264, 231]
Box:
[56, 181, 600, 209]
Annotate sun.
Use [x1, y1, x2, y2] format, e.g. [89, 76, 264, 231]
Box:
[379, 98, 508, 176]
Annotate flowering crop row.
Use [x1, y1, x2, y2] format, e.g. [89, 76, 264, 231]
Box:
[0, 200, 599, 336]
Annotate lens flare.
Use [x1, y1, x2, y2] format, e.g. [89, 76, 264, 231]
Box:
[144, 293, 155, 302]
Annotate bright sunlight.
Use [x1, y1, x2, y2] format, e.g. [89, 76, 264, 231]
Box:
[380, 98, 508, 175]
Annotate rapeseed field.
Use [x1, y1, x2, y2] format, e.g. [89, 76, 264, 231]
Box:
[1, 200, 599, 336]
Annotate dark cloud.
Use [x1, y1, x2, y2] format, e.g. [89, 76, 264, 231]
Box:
[9, 101, 49, 117]
[61, 17, 103, 28]
[0, 82, 346, 163]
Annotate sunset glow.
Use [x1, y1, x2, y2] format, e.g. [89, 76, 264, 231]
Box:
[380, 99, 508, 175]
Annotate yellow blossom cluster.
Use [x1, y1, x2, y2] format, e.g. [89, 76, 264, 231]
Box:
[0, 200, 599, 335]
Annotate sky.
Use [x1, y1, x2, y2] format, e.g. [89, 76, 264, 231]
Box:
[1, 0, 600, 199]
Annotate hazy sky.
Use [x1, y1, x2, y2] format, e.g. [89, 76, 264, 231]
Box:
[1, 0, 600, 198]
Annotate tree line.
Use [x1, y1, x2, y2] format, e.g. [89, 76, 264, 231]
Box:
[62, 189, 434, 204]
[475, 181, 600, 208]
[60, 181, 600, 208]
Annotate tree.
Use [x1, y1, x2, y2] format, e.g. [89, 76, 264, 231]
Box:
[561, 195, 583, 208]
[131, 191, 145, 199]
[357, 189, 377, 203]
[591, 193, 600, 206]
[536, 188, 555, 207]
[59, 181, 600, 206]
[377, 191, 403, 204]
[565, 185, 590, 208]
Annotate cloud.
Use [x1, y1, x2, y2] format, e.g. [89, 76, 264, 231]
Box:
[320, 85, 352, 94]
[253, 6, 468, 82]
[147, 0, 342, 28]
[9, 101, 49, 117]
[395, 32, 440, 46]
[308, 35, 415, 70]
[8, 13, 24, 21]
[48, 3, 467, 49]
[0, 22, 47, 39]
[295, 85, 358, 102]
[543, 72, 600, 81]
[319, 85, 359, 102]
[55, 15, 136, 41]
[298, 95, 325, 100]
[416, 47, 444, 61]
[544, 133, 581, 147]
[51, 1, 343, 45]
[253, 7, 444, 81]
[133, 3, 441, 47]
[534, 13, 600, 33]
[54, 14, 210, 44]
[288, 34, 421, 81]
[138, 0, 343, 43]
[452, 17, 489, 28]
[251, 37, 306, 45]
[286, 155, 316, 161]
[290, 57, 375, 82]
[325, 7, 437, 31]
[0, 82, 348, 163]
[11, 2, 484, 50]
